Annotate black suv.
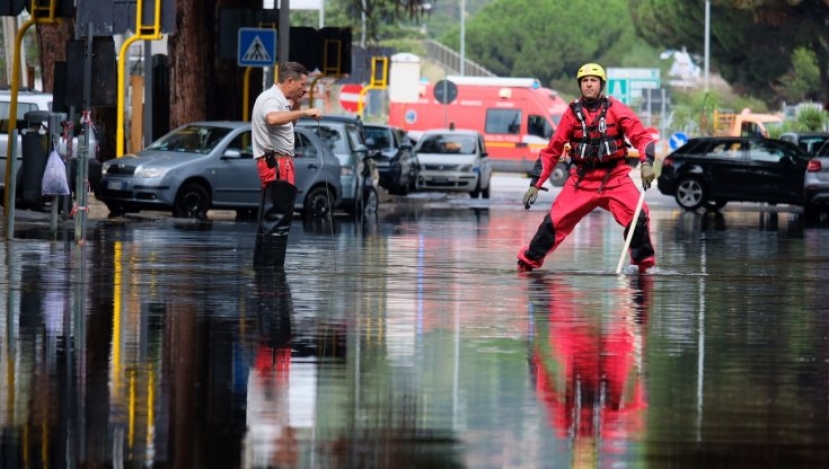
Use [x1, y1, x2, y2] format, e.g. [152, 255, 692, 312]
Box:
[363, 124, 419, 195]
[658, 136, 812, 211]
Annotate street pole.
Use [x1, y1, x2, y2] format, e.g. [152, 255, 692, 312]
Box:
[279, 0, 290, 65]
[360, 0, 366, 48]
[459, 0, 465, 75]
[704, 0, 710, 92]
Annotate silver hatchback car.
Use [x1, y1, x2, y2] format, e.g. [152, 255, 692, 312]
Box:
[415, 129, 493, 198]
[805, 140, 829, 220]
[98, 122, 342, 219]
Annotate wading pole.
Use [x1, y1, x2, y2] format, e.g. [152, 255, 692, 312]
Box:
[616, 188, 646, 274]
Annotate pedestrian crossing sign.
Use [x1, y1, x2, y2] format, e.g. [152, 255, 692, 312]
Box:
[238, 28, 277, 67]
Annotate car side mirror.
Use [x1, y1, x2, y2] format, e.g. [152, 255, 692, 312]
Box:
[222, 149, 242, 159]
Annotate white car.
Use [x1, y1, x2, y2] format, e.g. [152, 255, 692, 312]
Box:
[415, 129, 493, 198]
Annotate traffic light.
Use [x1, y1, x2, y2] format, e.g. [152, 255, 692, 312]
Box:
[0, 0, 25, 16]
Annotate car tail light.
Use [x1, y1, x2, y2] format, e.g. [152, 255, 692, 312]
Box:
[807, 159, 822, 172]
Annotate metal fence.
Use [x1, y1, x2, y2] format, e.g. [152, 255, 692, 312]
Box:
[422, 40, 495, 78]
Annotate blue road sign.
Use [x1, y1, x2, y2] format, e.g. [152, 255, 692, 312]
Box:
[669, 131, 689, 151]
[238, 28, 276, 67]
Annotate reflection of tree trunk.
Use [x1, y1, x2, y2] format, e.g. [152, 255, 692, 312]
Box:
[167, 304, 199, 468]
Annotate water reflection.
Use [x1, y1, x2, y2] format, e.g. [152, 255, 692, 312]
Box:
[528, 274, 651, 468]
[3, 205, 829, 468]
[244, 271, 297, 467]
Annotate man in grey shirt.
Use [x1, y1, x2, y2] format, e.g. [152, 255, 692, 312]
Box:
[252, 61, 321, 270]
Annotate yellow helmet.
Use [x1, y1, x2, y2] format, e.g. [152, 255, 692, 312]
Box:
[576, 63, 607, 82]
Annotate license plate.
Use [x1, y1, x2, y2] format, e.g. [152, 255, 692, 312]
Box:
[107, 180, 126, 191]
[431, 176, 449, 183]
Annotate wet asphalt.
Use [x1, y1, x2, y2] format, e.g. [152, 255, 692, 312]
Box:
[2, 173, 829, 468]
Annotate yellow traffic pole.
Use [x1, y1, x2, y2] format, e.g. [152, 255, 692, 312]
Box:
[2, 16, 35, 209]
[242, 67, 253, 122]
[116, 0, 162, 157]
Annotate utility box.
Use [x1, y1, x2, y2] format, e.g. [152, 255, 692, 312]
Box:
[20, 111, 67, 204]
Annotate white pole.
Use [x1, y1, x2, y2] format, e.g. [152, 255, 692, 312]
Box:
[616, 189, 646, 274]
[459, 0, 465, 75]
[704, 0, 710, 92]
[319, 0, 324, 29]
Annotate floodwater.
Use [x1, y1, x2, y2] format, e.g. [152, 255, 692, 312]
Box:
[2, 201, 829, 468]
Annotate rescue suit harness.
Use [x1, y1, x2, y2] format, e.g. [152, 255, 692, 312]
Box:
[569, 97, 628, 192]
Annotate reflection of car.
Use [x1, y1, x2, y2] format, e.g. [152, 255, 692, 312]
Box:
[296, 115, 379, 214]
[415, 129, 492, 198]
[363, 124, 418, 195]
[657, 136, 812, 211]
[779, 132, 829, 155]
[97, 122, 342, 219]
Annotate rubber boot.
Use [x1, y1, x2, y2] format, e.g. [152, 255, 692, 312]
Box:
[254, 180, 298, 270]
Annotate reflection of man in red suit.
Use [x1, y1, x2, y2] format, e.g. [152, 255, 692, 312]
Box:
[244, 271, 299, 467]
[528, 275, 651, 467]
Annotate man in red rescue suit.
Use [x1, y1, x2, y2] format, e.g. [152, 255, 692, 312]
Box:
[517, 63, 657, 273]
[252, 62, 322, 269]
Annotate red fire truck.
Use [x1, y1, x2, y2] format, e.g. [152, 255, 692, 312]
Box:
[388, 76, 569, 174]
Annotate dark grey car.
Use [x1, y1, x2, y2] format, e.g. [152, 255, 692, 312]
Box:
[97, 122, 342, 219]
[363, 124, 419, 195]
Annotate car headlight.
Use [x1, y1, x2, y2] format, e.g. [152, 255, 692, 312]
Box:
[459, 164, 473, 172]
[135, 166, 168, 178]
[101, 162, 111, 175]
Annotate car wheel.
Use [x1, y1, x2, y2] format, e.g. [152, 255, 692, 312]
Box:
[303, 186, 334, 218]
[549, 162, 569, 187]
[363, 186, 379, 214]
[803, 203, 824, 223]
[674, 178, 706, 210]
[173, 182, 210, 220]
[470, 180, 481, 198]
[703, 200, 727, 211]
[482, 177, 491, 199]
[105, 202, 126, 217]
[396, 175, 410, 196]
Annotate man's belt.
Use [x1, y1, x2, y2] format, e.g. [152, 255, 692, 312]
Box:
[263, 149, 290, 169]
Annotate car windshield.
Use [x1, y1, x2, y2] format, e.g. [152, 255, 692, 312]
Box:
[417, 134, 476, 155]
[146, 125, 232, 154]
[364, 128, 392, 150]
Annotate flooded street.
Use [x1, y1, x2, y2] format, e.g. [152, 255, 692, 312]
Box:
[2, 187, 829, 468]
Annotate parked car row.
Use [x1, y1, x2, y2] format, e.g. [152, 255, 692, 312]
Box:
[656, 134, 829, 219]
[94, 117, 494, 220]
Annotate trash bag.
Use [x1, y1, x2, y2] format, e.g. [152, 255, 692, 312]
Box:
[41, 150, 70, 196]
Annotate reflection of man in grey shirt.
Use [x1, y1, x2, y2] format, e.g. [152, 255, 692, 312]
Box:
[251, 61, 321, 270]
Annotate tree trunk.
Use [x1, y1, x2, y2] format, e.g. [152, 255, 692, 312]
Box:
[169, 0, 262, 128]
[36, 20, 74, 94]
[168, 0, 210, 128]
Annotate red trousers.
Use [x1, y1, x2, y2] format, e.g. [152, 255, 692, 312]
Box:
[257, 157, 295, 187]
[518, 164, 655, 270]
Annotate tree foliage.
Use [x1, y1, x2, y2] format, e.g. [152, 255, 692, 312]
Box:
[630, 0, 829, 106]
[437, 0, 660, 98]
